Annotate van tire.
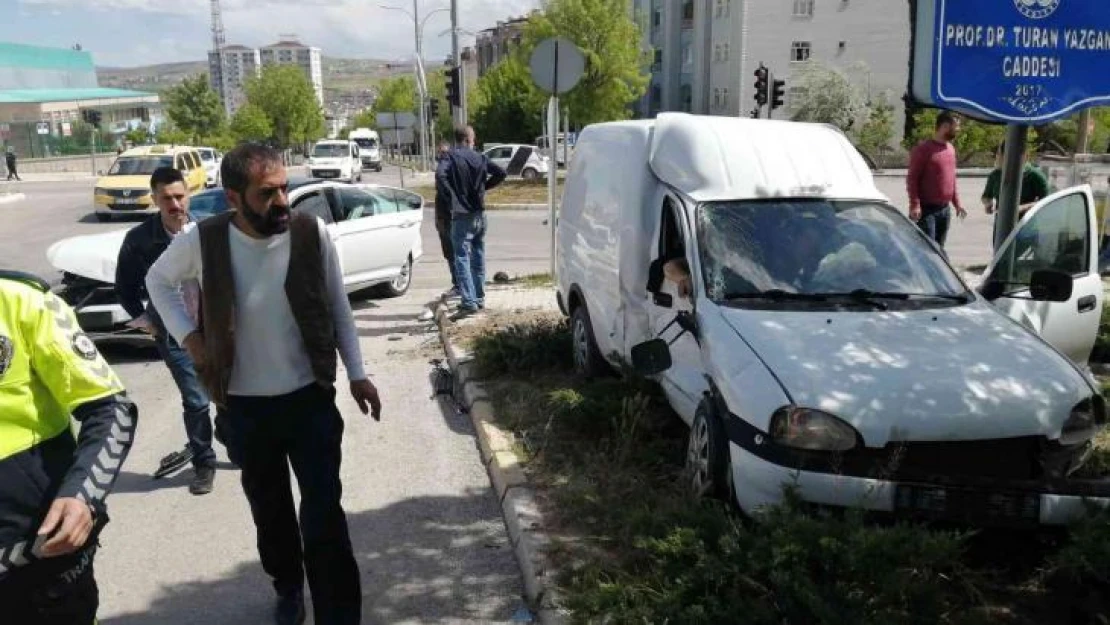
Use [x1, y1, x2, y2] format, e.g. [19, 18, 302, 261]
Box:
[687, 402, 731, 500]
[571, 304, 609, 379]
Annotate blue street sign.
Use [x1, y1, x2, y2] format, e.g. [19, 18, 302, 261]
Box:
[910, 0, 1110, 123]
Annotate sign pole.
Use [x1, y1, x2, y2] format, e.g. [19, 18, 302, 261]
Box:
[89, 128, 98, 177]
[548, 38, 560, 279]
[394, 117, 405, 188]
[994, 123, 1029, 250]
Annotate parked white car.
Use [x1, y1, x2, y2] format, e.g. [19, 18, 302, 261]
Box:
[557, 113, 1109, 527]
[47, 178, 424, 342]
[483, 144, 550, 180]
[307, 140, 362, 183]
[197, 147, 222, 187]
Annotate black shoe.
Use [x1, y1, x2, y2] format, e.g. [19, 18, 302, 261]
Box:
[189, 466, 216, 495]
[154, 445, 193, 479]
[274, 590, 306, 625]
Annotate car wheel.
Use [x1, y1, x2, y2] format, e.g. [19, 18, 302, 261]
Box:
[376, 255, 413, 298]
[522, 167, 539, 180]
[95, 213, 112, 222]
[686, 402, 731, 500]
[571, 303, 610, 379]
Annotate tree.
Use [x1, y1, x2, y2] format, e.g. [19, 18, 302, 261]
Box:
[372, 76, 417, 116]
[522, 0, 649, 126]
[245, 65, 326, 148]
[155, 125, 191, 146]
[789, 62, 866, 133]
[164, 74, 226, 144]
[470, 58, 545, 144]
[854, 93, 896, 161]
[348, 108, 376, 131]
[904, 108, 1005, 165]
[229, 103, 274, 143]
[124, 127, 149, 146]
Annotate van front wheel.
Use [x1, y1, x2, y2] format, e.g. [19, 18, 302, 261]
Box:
[686, 403, 731, 500]
[571, 304, 609, 378]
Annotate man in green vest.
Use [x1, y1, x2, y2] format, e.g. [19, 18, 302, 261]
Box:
[981, 141, 1051, 245]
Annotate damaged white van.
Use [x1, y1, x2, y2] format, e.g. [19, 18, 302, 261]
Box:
[556, 113, 1109, 526]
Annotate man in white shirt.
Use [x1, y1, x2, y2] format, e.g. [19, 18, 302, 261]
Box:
[146, 143, 381, 625]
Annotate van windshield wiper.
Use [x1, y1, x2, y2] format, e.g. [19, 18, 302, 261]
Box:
[723, 289, 828, 302]
[819, 290, 969, 310]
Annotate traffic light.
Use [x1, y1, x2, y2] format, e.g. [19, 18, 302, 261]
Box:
[81, 109, 102, 127]
[445, 66, 460, 107]
[770, 78, 786, 111]
[428, 98, 440, 119]
[753, 64, 768, 107]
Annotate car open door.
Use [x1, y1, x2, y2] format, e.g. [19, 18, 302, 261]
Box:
[980, 185, 1102, 366]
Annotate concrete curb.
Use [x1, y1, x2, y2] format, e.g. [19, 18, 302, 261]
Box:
[433, 300, 569, 625]
[0, 193, 26, 205]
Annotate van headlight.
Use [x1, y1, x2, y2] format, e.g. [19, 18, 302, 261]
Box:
[769, 406, 860, 451]
[1059, 398, 1105, 446]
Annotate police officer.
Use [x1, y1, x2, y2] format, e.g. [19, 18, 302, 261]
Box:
[0, 270, 138, 624]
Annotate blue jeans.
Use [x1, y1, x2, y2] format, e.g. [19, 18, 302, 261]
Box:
[451, 211, 486, 310]
[916, 203, 951, 250]
[154, 320, 216, 468]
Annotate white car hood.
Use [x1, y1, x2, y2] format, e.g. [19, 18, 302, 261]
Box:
[718, 301, 1092, 447]
[46, 228, 130, 284]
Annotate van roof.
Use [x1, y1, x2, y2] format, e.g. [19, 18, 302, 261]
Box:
[119, 144, 197, 158]
[590, 113, 885, 204]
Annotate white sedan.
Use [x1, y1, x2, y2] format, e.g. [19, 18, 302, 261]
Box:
[47, 178, 424, 342]
[483, 144, 550, 180]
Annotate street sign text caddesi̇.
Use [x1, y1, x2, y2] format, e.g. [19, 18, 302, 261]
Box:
[910, 0, 1110, 123]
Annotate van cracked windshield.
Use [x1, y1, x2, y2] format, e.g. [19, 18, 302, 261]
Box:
[697, 198, 971, 310]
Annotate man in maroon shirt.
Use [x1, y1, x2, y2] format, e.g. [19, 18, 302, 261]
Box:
[906, 111, 967, 250]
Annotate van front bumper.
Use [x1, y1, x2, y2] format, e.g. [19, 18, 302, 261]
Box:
[725, 416, 1110, 527]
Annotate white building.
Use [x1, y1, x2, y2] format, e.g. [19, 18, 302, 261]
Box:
[208, 45, 260, 117]
[633, 0, 911, 141]
[260, 40, 324, 107]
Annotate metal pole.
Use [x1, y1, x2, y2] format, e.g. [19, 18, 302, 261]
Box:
[88, 126, 98, 176]
[562, 106, 569, 169]
[413, 0, 429, 172]
[1077, 109, 1093, 155]
[994, 123, 1029, 250]
[548, 97, 559, 278]
[395, 119, 405, 188]
[450, 0, 463, 125]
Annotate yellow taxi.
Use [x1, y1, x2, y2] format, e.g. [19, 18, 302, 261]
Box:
[93, 145, 208, 222]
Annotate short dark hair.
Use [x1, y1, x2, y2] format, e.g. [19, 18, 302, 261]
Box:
[936, 111, 958, 129]
[454, 125, 472, 144]
[220, 142, 283, 195]
[150, 166, 185, 191]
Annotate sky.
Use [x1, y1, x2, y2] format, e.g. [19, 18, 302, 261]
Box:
[4, 0, 540, 67]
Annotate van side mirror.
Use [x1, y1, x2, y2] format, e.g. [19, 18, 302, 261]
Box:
[631, 339, 673, 376]
[1029, 269, 1072, 302]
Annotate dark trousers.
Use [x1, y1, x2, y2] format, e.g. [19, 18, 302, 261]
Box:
[435, 213, 458, 290]
[0, 546, 98, 625]
[5, 161, 17, 181]
[916, 203, 951, 250]
[223, 383, 361, 625]
[154, 321, 216, 468]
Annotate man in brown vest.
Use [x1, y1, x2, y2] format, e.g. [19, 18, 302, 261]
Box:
[145, 143, 381, 625]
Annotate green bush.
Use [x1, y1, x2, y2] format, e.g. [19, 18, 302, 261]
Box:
[471, 318, 573, 377]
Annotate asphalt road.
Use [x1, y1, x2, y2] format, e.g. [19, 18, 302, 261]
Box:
[0, 168, 998, 623]
[2, 167, 545, 624]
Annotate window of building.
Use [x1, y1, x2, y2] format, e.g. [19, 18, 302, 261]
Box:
[722, 43, 730, 61]
[791, 41, 812, 63]
[714, 44, 721, 62]
[713, 88, 721, 108]
[682, 0, 694, 23]
[653, 49, 663, 71]
[793, 0, 814, 17]
[682, 43, 693, 71]
[680, 84, 693, 111]
[652, 7, 661, 27]
[722, 87, 730, 108]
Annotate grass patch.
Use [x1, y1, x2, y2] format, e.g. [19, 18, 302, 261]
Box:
[467, 314, 1110, 625]
[411, 178, 562, 206]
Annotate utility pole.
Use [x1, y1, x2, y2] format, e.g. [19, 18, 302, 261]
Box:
[412, 0, 429, 171]
[1076, 109, 1093, 155]
[450, 0, 465, 125]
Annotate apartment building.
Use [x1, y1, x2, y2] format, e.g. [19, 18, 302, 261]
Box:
[208, 44, 260, 117]
[475, 14, 532, 76]
[260, 39, 324, 107]
[633, 0, 911, 140]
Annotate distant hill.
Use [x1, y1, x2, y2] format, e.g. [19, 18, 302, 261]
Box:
[96, 57, 439, 96]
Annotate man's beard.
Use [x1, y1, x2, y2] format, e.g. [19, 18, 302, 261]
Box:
[241, 201, 290, 236]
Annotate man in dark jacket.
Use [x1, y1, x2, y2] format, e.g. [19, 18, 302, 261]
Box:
[5, 148, 19, 181]
[115, 166, 216, 494]
[435, 126, 507, 316]
[433, 141, 459, 297]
